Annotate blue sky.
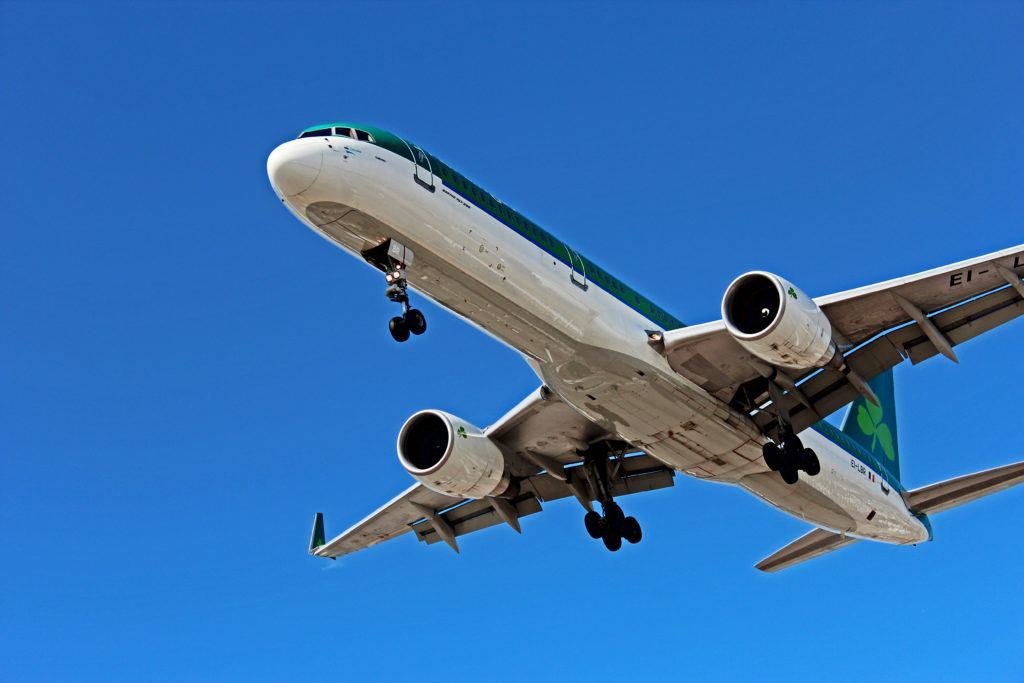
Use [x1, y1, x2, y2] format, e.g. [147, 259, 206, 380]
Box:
[2, 2, 1022, 681]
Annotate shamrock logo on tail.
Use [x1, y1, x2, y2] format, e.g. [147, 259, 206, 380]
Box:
[856, 401, 895, 461]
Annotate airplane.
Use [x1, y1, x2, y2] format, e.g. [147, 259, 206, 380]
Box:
[268, 122, 1024, 572]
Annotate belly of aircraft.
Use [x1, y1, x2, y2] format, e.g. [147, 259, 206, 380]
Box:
[283, 140, 927, 546]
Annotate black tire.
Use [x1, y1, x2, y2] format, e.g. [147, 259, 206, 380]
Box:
[783, 436, 803, 460]
[781, 466, 799, 485]
[406, 309, 427, 335]
[389, 316, 410, 342]
[603, 501, 624, 524]
[762, 442, 781, 471]
[801, 448, 821, 476]
[584, 511, 603, 539]
[621, 516, 642, 544]
[602, 527, 622, 552]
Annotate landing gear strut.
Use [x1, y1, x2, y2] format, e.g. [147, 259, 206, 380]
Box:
[579, 445, 642, 551]
[384, 266, 426, 342]
[759, 377, 821, 485]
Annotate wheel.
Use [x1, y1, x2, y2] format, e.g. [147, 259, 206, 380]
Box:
[602, 527, 622, 552]
[783, 436, 803, 460]
[780, 466, 799, 485]
[801, 448, 821, 476]
[584, 511, 603, 539]
[762, 442, 781, 471]
[621, 516, 642, 544]
[389, 316, 410, 342]
[406, 308, 427, 335]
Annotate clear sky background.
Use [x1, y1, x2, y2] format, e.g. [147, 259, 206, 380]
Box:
[2, 2, 1022, 681]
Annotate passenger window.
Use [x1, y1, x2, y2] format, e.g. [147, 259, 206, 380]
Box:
[335, 127, 352, 138]
[299, 128, 332, 138]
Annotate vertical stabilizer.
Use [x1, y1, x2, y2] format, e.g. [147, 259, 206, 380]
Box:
[840, 369, 900, 480]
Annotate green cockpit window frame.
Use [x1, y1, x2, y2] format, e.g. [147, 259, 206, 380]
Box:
[298, 128, 332, 139]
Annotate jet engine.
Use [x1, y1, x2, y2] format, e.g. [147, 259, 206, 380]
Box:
[397, 410, 513, 499]
[722, 271, 837, 370]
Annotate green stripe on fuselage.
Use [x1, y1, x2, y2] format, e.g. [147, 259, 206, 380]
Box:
[301, 123, 686, 331]
[811, 420, 905, 493]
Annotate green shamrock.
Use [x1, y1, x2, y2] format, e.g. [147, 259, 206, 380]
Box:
[456, 426, 468, 439]
[787, 287, 798, 300]
[856, 401, 895, 461]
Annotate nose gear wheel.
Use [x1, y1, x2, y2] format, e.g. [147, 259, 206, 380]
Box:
[383, 267, 427, 342]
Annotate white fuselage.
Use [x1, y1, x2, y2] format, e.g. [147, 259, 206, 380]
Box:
[268, 134, 930, 546]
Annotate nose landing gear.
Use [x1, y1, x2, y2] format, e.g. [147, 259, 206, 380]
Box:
[384, 267, 426, 343]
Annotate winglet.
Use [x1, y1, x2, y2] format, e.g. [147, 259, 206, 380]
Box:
[309, 512, 326, 554]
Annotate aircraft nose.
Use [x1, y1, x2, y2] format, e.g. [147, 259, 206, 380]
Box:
[267, 140, 324, 197]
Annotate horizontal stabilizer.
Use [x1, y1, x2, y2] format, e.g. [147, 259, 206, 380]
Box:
[756, 527, 859, 573]
[903, 460, 1024, 515]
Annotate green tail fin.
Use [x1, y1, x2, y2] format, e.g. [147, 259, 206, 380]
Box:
[840, 369, 900, 480]
[309, 512, 325, 553]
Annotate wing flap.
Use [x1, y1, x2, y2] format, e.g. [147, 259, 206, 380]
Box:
[753, 283, 1024, 439]
[816, 245, 1024, 346]
[902, 461, 1024, 515]
[413, 454, 675, 546]
[755, 527, 860, 573]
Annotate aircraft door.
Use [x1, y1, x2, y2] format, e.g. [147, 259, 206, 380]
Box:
[399, 137, 435, 193]
[412, 145, 435, 192]
[564, 244, 588, 290]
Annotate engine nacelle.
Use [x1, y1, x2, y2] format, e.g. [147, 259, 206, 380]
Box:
[722, 271, 837, 370]
[397, 410, 512, 499]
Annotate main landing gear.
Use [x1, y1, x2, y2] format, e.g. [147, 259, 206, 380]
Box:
[762, 426, 820, 485]
[579, 445, 642, 551]
[384, 266, 426, 343]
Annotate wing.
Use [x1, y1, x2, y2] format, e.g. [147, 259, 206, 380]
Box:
[310, 387, 675, 559]
[664, 245, 1024, 439]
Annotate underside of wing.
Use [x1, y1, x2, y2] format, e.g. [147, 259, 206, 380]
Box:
[755, 527, 860, 573]
[408, 453, 674, 548]
[311, 386, 675, 558]
[312, 484, 463, 558]
[664, 245, 1024, 441]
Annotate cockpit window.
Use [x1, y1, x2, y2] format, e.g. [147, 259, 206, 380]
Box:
[299, 128, 332, 139]
[297, 126, 375, 142]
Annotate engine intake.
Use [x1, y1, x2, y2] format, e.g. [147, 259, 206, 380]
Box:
[722, 271, 837, 370]
[397, 410, 512, 499]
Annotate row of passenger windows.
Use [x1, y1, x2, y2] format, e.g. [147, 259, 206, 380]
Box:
[298, 126, 374, 142]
